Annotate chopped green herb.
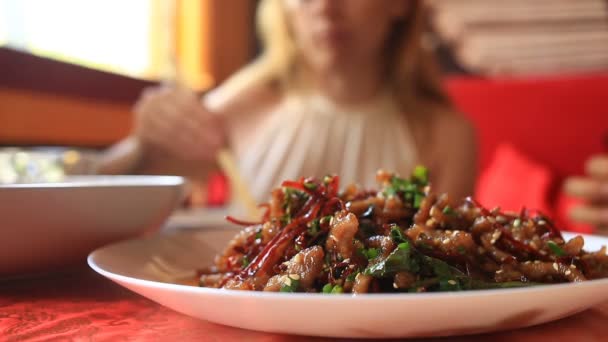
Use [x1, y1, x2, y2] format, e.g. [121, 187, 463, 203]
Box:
[303, 182, 317, 190]
[547, 241, 566, 257]
[442, 206, 454, 215]
[398, 242, 409, 250]
[255, 230, 263, 240]
[365, 241, 414, 277]
[359, 247, 379, 260]
[322, 283, 333, 294]
[307, 219, 320, 235]
[280, 276, 301, 293]
[422, 255, 457, 279]
[457, 246, 467, 255]
[390, 225, 407, 244]
[330, 285, 344, 294]
[412, 165, 429, 185]
[280, 213, 292, 226]
[439, 279, 462, 291]
[367, 248, 379, 259]
[419, 242, 432, 250]
[320, 215, 333, 225]
[346, 272, 358, 282]
[413, 193, 424, 209]
[241, 255, 250, 267]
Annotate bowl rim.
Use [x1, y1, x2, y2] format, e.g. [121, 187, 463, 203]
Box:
[0, 175, 185, 189]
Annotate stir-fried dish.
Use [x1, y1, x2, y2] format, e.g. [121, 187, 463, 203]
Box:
[198, 167, 608, 293]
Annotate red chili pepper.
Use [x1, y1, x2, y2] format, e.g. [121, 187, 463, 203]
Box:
[281, 180, 314, 195]
[258, 203, 271, 222]
[241, 198, 323, 278]
[322, 197, 344, 216]
[325, 175, 340, 198]
[465, 197, 490, 216]
[498, 225, 541, 258]
[225, 216, 262, 226]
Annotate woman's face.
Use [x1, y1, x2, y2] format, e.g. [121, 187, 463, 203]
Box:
[284, 0, 409, 72]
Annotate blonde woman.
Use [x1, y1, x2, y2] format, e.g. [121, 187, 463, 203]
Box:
[99, 0, 477, 202]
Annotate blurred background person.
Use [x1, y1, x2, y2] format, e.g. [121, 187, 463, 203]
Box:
[98, 0, 477, 202]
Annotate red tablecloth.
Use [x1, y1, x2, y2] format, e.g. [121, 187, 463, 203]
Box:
[1, 268, 607, 341]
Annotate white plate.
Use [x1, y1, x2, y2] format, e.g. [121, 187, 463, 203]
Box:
[164, 208, 233, 230]
[88, 229, 608, 338]
[0, 175, 185, 276]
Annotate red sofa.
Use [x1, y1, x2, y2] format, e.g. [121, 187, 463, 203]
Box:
[446, 74, 608, 232]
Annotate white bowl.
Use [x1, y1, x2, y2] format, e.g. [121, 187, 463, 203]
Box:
[0, 175, 185, 276]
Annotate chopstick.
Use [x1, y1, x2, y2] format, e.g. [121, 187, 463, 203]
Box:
[216, 149, 260, 220]
[165, 16, 259, 220]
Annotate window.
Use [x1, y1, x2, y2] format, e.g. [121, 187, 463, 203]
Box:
[0, 0, 170, 80]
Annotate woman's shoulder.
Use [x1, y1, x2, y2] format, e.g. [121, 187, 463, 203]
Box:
[416, 103, 476, 166]
[428, 104, 475, 142]
[203, 79, 282, 117]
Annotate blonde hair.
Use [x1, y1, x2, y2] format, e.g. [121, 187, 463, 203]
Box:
[221, 0, 449, 111]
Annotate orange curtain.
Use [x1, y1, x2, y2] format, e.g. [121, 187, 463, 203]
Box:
[173, 0, 255, 90]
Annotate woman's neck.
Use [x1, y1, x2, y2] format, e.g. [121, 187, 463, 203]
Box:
[296, 61, 387, 107]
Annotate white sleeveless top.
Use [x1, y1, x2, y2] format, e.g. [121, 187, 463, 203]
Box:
[229, 91, 419, 202]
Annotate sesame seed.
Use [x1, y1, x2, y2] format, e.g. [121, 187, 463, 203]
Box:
[553, 263, 559, 271]
[448, 280, 457, 285]
[343, 258, 351, 263]
[496, 216, 507, 223]
[570, 265, 577, 269]
[430, 206, 437, 217]
[529, 241, 538, 249]
[393, 282, 398, 289]
[426, 218, 436, 226]
[538, 220, 547, 225]
[565, 270, 572, 276]
[513, 219, 521, 228]
[349, 265, 355, 269]
[284, 278, 292, 286]
[525, 261, 531, 265]
[534, 260, 541, 264]
[443, 239, 450, 245]
[289, 274, 300, 280]
[496, 270, 503, 274]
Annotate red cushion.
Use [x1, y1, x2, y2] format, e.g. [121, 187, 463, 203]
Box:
[476, 143, 553, 215]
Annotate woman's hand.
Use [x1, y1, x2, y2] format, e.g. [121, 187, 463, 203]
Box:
[564, 155, 608, 232]
[133, 84, 225, 162]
